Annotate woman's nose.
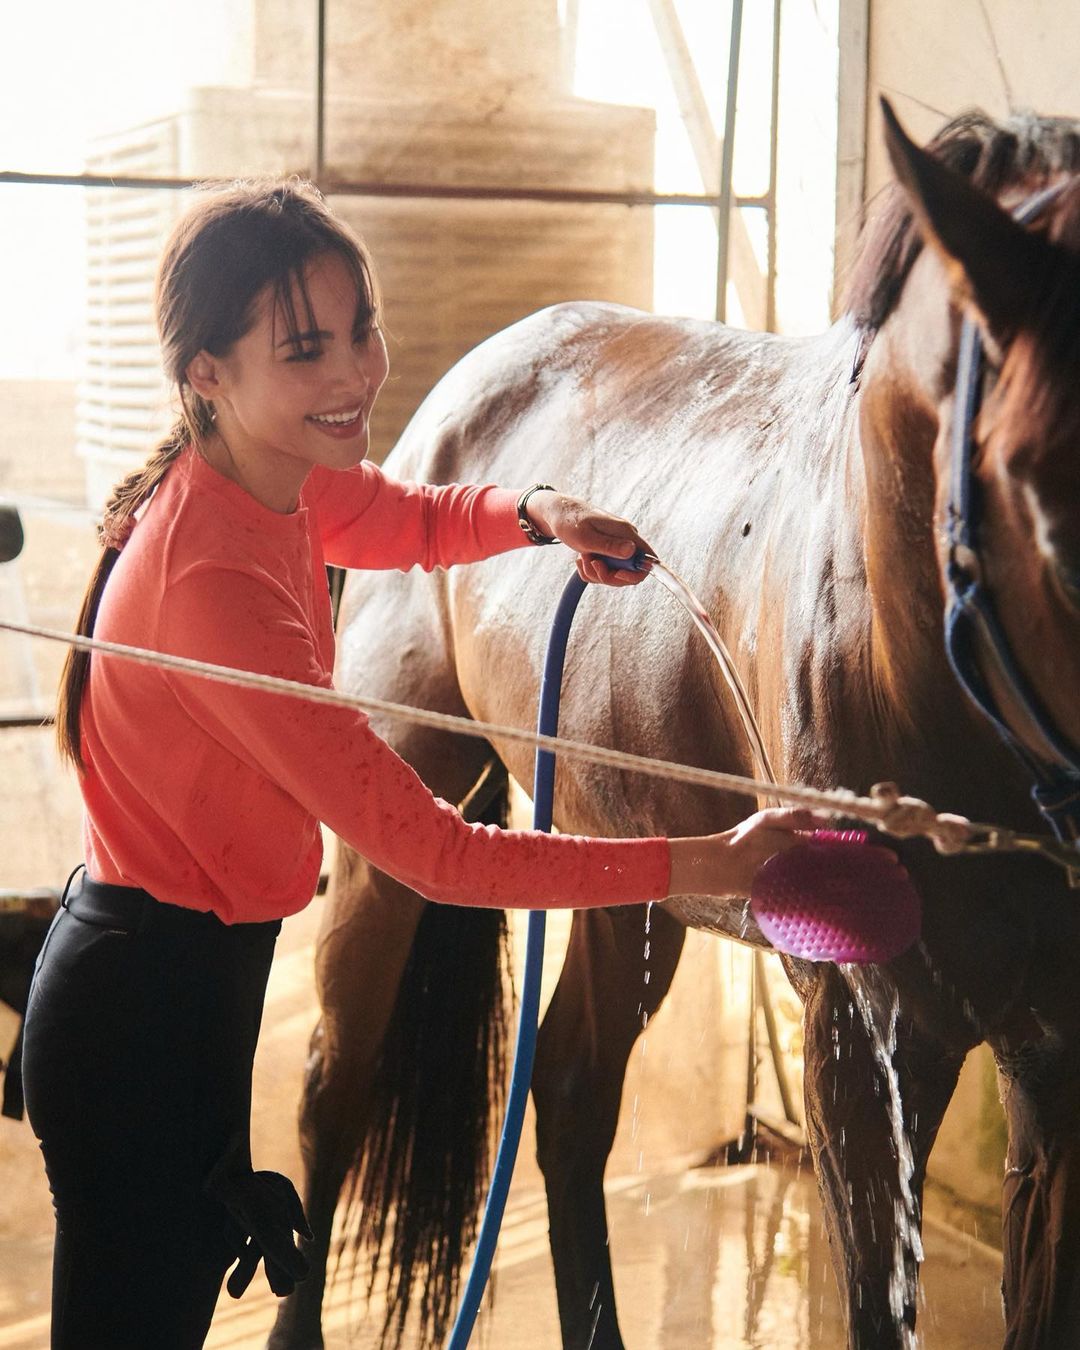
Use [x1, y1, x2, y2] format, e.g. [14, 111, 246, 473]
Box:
[355, 330, 389, 389]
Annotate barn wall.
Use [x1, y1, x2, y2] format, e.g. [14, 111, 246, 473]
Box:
[865, 0, 1080, 198]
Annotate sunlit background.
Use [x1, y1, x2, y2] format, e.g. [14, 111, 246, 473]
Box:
[0, 0, 840, 385]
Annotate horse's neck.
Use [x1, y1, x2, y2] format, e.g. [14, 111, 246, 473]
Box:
[730, 320, 976, 785]
[822, 327, 1028, 814]
[853, 346, 961, 734]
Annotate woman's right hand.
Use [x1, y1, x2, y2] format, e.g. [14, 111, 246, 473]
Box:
[667, 808, 824, 899]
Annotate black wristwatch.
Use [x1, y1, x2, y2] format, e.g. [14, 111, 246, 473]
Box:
[516, 483, 559, 545]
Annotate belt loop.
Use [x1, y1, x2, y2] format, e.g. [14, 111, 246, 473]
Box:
[59, 863, 87, 911]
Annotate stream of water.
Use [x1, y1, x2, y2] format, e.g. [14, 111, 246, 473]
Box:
[645, 558, 926, 1346]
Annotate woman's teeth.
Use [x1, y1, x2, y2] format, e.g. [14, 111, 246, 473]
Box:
[310, 408, 361, 425]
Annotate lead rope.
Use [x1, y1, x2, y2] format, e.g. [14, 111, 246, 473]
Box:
[1, 614, 1078, 877]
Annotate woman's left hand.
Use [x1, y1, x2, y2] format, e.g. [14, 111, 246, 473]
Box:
[524, 490, 653, 586]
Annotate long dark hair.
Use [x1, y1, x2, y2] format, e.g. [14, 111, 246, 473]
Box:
[57, 178, 378, 768]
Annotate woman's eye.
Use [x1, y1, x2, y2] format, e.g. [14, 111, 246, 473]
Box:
[286, 348, 322, 363]
[353, 320, 378, 345]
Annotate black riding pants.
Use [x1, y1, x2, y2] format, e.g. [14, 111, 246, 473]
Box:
[21, 870, 283, 1349]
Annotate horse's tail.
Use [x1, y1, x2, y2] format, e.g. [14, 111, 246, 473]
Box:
[337, 759, 513, 1349]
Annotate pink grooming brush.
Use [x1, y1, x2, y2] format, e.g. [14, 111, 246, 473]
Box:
[750, 829, 922, 964]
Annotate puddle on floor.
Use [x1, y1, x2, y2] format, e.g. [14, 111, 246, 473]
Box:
[192, 1162, 999, 1348]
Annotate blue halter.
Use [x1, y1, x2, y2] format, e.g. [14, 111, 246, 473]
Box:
[942, 182, 1080, 855]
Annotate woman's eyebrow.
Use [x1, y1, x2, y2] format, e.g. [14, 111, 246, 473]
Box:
[275, 329, 334, 348]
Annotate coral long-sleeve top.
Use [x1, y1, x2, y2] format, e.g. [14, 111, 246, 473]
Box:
[80, 447, 671, 924]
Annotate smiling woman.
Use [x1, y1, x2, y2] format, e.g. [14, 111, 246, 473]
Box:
[17, 175, 817, 1350]
[187, 252, 390, 513]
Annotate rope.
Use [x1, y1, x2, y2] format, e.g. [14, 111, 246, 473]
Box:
[0, 615, 1067, 867]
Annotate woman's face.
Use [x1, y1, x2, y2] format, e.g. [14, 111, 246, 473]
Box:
[198, 250, 389, 507]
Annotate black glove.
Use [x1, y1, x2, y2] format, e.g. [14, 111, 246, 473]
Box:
[206, 1164, 313, 1298]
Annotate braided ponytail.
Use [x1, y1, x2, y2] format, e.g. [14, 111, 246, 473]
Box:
[56, 176, 377, 769]
[57, 422, 183, 768]
[57, 390, 215, 768]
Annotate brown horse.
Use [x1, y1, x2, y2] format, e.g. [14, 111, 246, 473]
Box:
[269, 106, 1080, 1350]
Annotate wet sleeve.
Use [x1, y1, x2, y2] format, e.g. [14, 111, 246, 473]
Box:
[159, 564, 670, 909]
[303, 462, 527, 571]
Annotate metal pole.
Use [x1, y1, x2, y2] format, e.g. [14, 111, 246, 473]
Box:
[0, 169, 731, 211]
[715, 0, 744, 322]
[314, 0, 327, 185]
[765, 0, 782, 333]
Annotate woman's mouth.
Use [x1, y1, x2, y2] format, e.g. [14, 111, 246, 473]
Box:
[307, 405, 364, 437]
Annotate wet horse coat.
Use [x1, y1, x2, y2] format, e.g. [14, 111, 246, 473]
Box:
[271, 109, 1080, 1350]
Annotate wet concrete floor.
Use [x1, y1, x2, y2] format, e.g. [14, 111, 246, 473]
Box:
[201, 1165, 1002, 1349]
[0, 1161, 1003, 1349]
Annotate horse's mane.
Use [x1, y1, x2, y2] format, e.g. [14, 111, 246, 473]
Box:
[844, 109, 1080, 336]
[846, 109, 1080, 455]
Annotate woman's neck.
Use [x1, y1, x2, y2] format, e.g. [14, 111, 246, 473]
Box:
[196, 427, 308, 514]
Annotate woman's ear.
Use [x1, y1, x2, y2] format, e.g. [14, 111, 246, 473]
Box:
[185, 351, 224, 401]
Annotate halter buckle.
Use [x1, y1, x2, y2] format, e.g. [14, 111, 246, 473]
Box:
[948, 540, 982, 587]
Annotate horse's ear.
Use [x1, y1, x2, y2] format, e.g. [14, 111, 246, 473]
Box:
[880, 97, 1051, 339]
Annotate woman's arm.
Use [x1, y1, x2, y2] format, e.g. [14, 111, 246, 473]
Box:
[513, 487, 654, 588]
[161, 563, 669, 909]
[160, 566, 812, 910]
[667, 810, 823, 897]
[304, 465, 653, 585]
[304, 462, 523, 571]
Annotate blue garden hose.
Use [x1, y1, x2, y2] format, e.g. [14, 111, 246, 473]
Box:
[447, 554, 645, 1347]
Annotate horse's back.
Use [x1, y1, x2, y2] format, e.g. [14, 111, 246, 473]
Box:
[366, 299, 862, 766]
[383, 300, 779, 490]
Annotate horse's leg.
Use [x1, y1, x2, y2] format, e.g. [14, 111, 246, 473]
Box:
[802, 965, 964, 1349]
[532, 902, 686, 1350]
[994, 1019, 1080, 1347]
[268, 729, 499, 1350]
